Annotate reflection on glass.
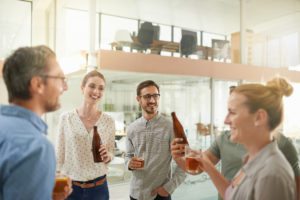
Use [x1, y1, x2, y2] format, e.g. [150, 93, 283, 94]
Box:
[213, 79, 239, 133]
[0, 0, 31, 58]
[101, 15, 138, 50]
[65, 9, 89, 54]
[283, 82, 300, 138]
[202, 32, 226, 47]
[244, 1, 299, 67]
[158, 24, 172, 41]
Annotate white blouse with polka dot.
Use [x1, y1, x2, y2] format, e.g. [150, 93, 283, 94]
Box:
[55, 109, 115, 181]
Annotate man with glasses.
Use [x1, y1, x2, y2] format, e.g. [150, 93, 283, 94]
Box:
[0, 45, 70, 200]
[125, 80, 186, 200]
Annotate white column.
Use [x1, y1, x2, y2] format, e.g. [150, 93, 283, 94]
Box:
[87, 0, 98, 70]
[240, 0, 246, 64]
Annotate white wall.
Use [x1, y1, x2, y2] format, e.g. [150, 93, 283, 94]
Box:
[0, 79, 8, 104]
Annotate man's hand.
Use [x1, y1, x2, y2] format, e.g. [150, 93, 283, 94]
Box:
[151, 186, 169, 197]
[128, 157, 143, 170]
[171, 138, 185, 159]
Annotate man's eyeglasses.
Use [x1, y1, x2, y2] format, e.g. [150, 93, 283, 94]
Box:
[140, 93, 160, 101]
[41, 75, 68, 85]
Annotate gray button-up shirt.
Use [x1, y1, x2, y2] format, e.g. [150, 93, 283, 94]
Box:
[227, 141, 296, 200]
[125, 113, 186, 200]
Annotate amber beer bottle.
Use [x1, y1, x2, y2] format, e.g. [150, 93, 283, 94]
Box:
[171, 112, 189, 144]
[92, 126, 103, 162]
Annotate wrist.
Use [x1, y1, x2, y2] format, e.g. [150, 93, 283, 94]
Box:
[104, 155, 111, 163]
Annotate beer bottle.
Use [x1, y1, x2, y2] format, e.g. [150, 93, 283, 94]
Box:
[92, 126, 103, 162]
[171, 112, 189, 144]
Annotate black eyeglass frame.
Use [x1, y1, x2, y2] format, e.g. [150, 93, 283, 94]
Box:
[140, 93, 160, 101]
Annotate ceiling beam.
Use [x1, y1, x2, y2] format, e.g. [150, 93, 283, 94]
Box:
[99, 50, 300, 83]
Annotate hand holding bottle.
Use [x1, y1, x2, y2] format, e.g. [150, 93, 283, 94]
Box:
[92, 126, 103, 162]
[171, 138, 186, 159]
[99, 144, 111, 164]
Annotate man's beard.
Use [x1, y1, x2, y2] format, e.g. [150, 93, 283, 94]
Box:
[44, 99, 60, 113]
[144, 103, 157, 114]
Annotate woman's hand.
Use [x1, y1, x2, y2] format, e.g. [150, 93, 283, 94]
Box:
[185, 149, 204, 175]
[194, 151, 214, 172]
[99, 144, 111, 164]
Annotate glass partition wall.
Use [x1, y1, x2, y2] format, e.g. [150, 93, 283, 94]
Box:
[46, 72, 215, 143]
[0, 0, 31, 105]
[0, 0, 31, 59]
[51, 0, 300, 73]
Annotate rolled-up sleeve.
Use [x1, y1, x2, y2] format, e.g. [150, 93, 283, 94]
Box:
[163, 161, 186, 194]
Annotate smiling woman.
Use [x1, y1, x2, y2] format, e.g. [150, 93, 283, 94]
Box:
[190, 77, 297, 200]
[55, 70, 115, 200]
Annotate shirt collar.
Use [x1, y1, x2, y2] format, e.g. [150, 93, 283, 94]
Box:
[241, 141, 277, 177]
[140, 112, 161, 126]
[0, 104, 48, 134]
[224, 130, 231, 139]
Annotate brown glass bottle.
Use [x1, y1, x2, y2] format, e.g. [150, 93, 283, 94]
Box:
[92, 126, 103, 162]
[171, 112, 189, 145]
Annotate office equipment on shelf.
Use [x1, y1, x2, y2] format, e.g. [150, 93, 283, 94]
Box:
[151, 25, 161, 54]
[136, 21, 155, 52]
[113, 29, 133, 51]
[180, 29, 197, 57]
[196, 122, 210, 136]
[111, 33, 213, 60]
[212, 39, 230, 62]
[153, 25, 160, 40]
